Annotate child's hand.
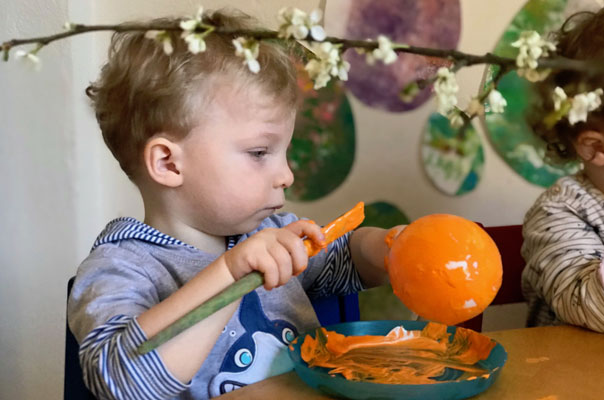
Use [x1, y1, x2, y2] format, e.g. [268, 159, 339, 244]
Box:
[223, 220, 325, 290]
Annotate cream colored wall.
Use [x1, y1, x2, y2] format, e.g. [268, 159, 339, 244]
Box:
[0, 1, 542, 398]
[1, 1, 75, 399]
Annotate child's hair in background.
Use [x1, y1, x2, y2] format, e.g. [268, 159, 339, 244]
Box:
[529, 9, 604, 164]
[86, 9, 300, 180]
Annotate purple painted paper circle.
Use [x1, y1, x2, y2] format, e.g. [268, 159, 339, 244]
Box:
[343, 0, 461, 112]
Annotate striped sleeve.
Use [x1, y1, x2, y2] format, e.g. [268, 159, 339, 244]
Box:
[522, 200, 604, 332]
[79, 315, 189, 400]
[304, 232, 364, 298]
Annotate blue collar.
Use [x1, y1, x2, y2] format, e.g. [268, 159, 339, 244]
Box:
[91, 217, 241, 252]
[91, 217, 192, 251]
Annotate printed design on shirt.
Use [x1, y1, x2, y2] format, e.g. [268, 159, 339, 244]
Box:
[208, 291, 298, 396]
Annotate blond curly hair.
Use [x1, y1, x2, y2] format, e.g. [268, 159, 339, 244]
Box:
[87, 9, 299, 179]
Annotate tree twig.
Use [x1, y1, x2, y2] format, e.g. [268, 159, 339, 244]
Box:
[2, 23, 602, 76]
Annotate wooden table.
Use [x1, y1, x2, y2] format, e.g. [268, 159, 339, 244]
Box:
[218, 325, 604, 400]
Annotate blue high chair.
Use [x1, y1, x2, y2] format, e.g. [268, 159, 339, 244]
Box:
[64, 277, 96, 399]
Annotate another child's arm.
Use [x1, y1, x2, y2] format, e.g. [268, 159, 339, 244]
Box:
[349, 226, 405, 288]
[522, 202, 604, 332]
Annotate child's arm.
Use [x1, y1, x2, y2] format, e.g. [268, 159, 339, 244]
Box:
[137, 220, 324, 382]
[75, 219, 323, 398]
[349, 226, 405, 288]
[523, 202, 604, 332]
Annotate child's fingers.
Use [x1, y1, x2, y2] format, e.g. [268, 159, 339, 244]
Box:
[278, 229, 310, 276]
[285, 219, 325, 247]
[259, 254, 280, 290]
[268, 243, 293, 287]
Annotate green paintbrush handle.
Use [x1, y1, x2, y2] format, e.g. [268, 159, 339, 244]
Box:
[137, 202, 365, 355]
[137, 271, 264, 354]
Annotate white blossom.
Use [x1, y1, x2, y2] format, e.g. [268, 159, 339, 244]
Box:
[180, 6, 207, 54]
[180, 6, 204, 32]
[63, 22, 76, 31]
[183, 33, 206, 54]
[487, 89, 507, 113]
[145, 30, 174, 55]
[278, 7, 325, 41]
[433, 67, 459, 116]
[233, 37, 260, 73]
[511, 31, 556, 70]
[568, 88, 603, 125]
[304, 41, 349, 89]
[553, 86, 567, 111]
[366, 35, 398, 65]
[305, 59, 331, 89]
[15, 49, 41, 69]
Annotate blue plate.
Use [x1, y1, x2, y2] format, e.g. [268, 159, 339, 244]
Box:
[288, 320, 507, 400]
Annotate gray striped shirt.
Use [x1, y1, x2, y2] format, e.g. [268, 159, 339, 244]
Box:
[521, 172, 604, 332]
[68, 212, 363, 399]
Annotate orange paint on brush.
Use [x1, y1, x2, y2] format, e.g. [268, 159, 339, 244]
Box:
[304, 202, 365, 257]
[301, 322, 495, 384]
[386, 214, 502, 325]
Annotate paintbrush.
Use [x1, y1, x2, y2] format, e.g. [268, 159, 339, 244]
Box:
[138, 201, 365, 354]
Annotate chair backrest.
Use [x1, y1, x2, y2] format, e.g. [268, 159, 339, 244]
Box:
[64, 277, 96, 399]
[311, 293, 360, 326]
[484, 224, 526, 305]
[458, 224, 526, 332]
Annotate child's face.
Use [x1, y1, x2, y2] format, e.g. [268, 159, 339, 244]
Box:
[178, 84, 296, 236]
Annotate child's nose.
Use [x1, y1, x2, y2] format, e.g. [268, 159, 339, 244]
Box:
[275, 161, 294, 189]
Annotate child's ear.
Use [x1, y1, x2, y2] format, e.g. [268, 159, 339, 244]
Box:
[575, 130, 604, 166]
[143, 136, 184, 187]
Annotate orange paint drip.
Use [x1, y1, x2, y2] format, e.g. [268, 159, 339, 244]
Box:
[301, 322, 495, 385]
[304, 202, 365, 257]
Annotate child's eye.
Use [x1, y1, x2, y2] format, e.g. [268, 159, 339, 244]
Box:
[248, 149, 268, 159]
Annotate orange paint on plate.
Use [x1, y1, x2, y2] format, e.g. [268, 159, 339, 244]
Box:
[386, 214, 502, 325]
[301, 322, 495, 384]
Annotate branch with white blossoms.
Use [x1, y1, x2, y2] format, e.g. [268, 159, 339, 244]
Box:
[277, 7, 325, 41]
[511, 30, 556, 82]
[3, 7, 599, 72]
[3, 6, 604, 124]
[361, 35, 400, 65]
[232, 37, 260, 73]
[544, 86, 604, 127]
[179, 7, 213, 54]
[304, 41, 350, 89]
[434, 65, 510, 134]
[14, 43, 43, 69]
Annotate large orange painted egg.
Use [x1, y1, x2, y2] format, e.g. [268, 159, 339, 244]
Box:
[386, 214, 502, 325]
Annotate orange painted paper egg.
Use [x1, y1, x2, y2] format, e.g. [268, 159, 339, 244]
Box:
[386, 214, 502, 325]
